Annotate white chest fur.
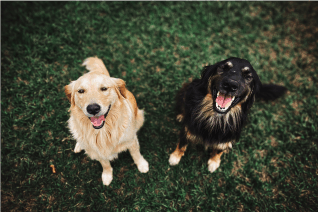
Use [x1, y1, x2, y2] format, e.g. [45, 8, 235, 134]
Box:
[68, 99, 135, 161]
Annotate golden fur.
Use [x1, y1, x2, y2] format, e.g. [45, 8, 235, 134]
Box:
[65, 57, 148, 186]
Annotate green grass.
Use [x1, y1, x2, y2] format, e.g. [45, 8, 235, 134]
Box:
[1, 1, 318, 211]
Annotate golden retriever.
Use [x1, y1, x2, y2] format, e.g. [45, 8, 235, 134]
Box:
[65, 57, 149, 186]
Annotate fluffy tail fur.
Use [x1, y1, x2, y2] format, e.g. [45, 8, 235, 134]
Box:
[82, 57, 110, 76]
[257, 84, 287, 101]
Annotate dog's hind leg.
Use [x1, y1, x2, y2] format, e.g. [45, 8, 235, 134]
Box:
[135, 109, 145, 131]
[207, 149, 223, 173]
[169, 127, 189, 166]
[128, 137, 149, 173]
[100, 159, 113, 186]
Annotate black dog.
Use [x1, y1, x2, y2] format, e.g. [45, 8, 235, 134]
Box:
[169, 57, 287, 172]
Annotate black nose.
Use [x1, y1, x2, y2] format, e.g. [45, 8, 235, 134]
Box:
[87, 104, 101, 115]
[221, 79, 239, 92]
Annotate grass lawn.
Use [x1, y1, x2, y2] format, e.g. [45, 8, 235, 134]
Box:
[1, 1, 318, 211]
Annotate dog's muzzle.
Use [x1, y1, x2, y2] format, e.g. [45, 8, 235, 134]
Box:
[87, 104, 111, 129]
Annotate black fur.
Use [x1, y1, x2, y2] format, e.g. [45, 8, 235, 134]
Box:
[176, 57, 287, 149]
[257, 84, 287, 101]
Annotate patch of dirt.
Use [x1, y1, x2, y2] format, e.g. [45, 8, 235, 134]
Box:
[237, 202, 244, 212]
[185, 192, 191, 201]
[291, 100, 303, 115]
[236, 184, 255, 196]
[254, 166, 273, 183]
[270, 136, 279, 147]
[272, 185, 286, 199]
[270, 48, 277, 61]
[218, 177, 225, 187]
[1, 192, 19, 211]
[249, 5, 262, 17]
[117, 166, 129, 181]
[180, 46, 189, 51]
[300, 190, 312, 197]
[17, 77, 29, 85]
[81, 156, 89, 164]
[254, 149, 267, 159]
[231, 152, 248, 177]
[270, 157, 288, 168]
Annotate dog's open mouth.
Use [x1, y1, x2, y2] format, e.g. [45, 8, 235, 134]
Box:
[89, 105, 111, 129]
[215, 91, 235, 112]
[213, 90, 240, 114]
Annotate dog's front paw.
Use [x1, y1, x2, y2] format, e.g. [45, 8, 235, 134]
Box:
[137, 158, 149, 173]
[207, 159, 221, 173]
[169, 152, 181, 166]
[74, 143, 83, 153]
[102, 172, 113, 186]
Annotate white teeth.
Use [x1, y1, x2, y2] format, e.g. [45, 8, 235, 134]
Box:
[215, 93, 236, 112]
[216, 103, 229, 111]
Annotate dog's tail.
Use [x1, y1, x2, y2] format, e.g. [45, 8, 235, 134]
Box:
[82, 57, 110, 76]
[136, 109, 145, 131]
[256, 84, 287, 101]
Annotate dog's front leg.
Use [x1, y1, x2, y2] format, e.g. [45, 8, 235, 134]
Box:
[74, 142, 83, 153]
[128, 137, 149, 173]
[169, 127, 188, 166]
[207, 149, 223, 173]
[100, 160, 113, 186]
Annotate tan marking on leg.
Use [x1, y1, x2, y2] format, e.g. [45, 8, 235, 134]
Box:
[207, 149, 224, 173]
[169, 143, 188, 166]
[185, 127, 197, 141]
[211, 142, 232, 151]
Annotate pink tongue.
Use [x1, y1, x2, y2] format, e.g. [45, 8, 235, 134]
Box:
[216, 94, 232, 108]
[90, 115, 105, 126]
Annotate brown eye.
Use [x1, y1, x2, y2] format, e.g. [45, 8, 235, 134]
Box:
[217, 66, 224, 75]
[245, 74, 253, 81]
[101, 87, 108, 91]
[78, 89, 85, 94]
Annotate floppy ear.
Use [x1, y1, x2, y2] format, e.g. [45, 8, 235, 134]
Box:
[112, 78, 127, 99]
[200, 58, 229, 85]
[64, 81, 76, 109]
[201, 64, 217, 80]
[198, 63, 220, 90]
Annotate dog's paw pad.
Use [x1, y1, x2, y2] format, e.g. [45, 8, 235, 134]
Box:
[207, 159, 220, 173]
[137, 159, 149, 173]
[74, 143, 82, 153]
[169, 153, 181, 166]
[102, 172, 113, 186]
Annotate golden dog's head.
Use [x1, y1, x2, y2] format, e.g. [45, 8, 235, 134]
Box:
[65, 71, 127, 129]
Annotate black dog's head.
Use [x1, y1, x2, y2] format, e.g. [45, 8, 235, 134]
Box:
[200, 57, 261, 114]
